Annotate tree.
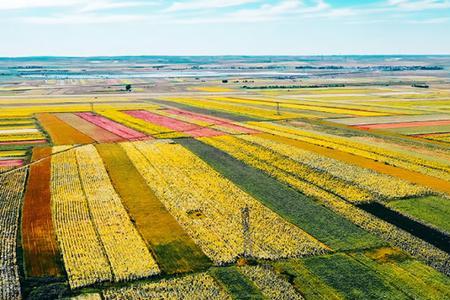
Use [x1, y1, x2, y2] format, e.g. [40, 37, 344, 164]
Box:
[125, 84, 132, 92]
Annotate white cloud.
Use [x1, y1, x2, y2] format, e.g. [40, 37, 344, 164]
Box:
[79, 1, 156, 13]
[166, 0, 259, 12]
[0, 0, 83, 10]
[387, 0, 450, 11]
[228, 0, 329, 22]
[6, 0, 155, 24]
[7, 0, 450, 26]
[0, 0, 155, 12]
[409, 16, 450, 23]
[165, 0, 366, 24]
[23, 13, 146, 24]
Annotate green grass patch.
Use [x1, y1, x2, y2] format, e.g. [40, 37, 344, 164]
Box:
[387, 196, 450, 233]
[210, 267, 264, 299]
[273, 260, 342, 300]
[179, 138, 382, 251]
[0, 145, 33, 151]
[349, 247, 450, 299]
[302, 253, 407, 300]
[391, 124, 450, 135]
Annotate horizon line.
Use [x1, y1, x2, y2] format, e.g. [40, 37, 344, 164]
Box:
[1, 54, 450, 59]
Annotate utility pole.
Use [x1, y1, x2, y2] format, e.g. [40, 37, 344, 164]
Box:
[242, 206, 252, 258]
[276, 102, 280, 115]
[90, 97, 98, 113]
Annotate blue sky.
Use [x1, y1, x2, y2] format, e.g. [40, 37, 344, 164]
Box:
[1, 0, 449, 56]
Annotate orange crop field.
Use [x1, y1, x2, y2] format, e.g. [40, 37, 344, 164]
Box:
[37, 113, 95, 145]
[258, 133, 450, 194]
[54, 113, 122, 143]
[21, 147, 62, 277]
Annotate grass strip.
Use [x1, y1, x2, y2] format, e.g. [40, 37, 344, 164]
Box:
[387, 196, 450, 234]
[302, 253, 408, 300]
[210, 267, 264, 299]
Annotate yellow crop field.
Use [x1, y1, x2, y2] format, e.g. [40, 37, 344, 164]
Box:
[209, 96, 388, 116]
[162, 97, 307, 119]
[2, 56, 450, 299]
[192, 86, 234, 92]
[51, 147, 113, 288]
[123, 140, 328, 263]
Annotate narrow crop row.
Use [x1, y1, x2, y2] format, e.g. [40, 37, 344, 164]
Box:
[238, 265, 303, 299]
[209, 96, 386, 117]
[0, 133, 46, 143]
[76, 112, 146, 140]
[180, 138, 382, 251]
[163, 108, 258, 134]
[247, 122, 450, 181]
[95, 143, 211, 275]
[240, 134, 429, 200]
[103, 273, 231, 299]
[0, 168, 28, 300]
[75, 145, 160, 281]
[51, 145, 160, 288]
[101, 266, 304, 299]
[22, 147, 62, 277]
[98, 110, 184, 139]
[201, 135, 372, 203]
[162, 97, 303, 120]
[125, 110, 222, 138]
[51, 147, 112, 288]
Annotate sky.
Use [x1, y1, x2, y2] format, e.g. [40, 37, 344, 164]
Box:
[0, 0, 450, 56]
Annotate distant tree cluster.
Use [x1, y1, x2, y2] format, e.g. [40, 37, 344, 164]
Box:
[411, 83, 429, 88]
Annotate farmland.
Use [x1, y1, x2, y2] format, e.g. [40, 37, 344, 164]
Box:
[0, 56, 449, 299]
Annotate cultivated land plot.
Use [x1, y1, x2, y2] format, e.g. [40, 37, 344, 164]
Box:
[38, 113, 94, 145]
[95, 143, 211, 274]
[1, 58, 450, 299]
[54, 113, 122, 143]
[22, 147, 62, 277]
[327, 114, 450, 125]
[387, 196, 450, 234]
[180, 138, 382, 251]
